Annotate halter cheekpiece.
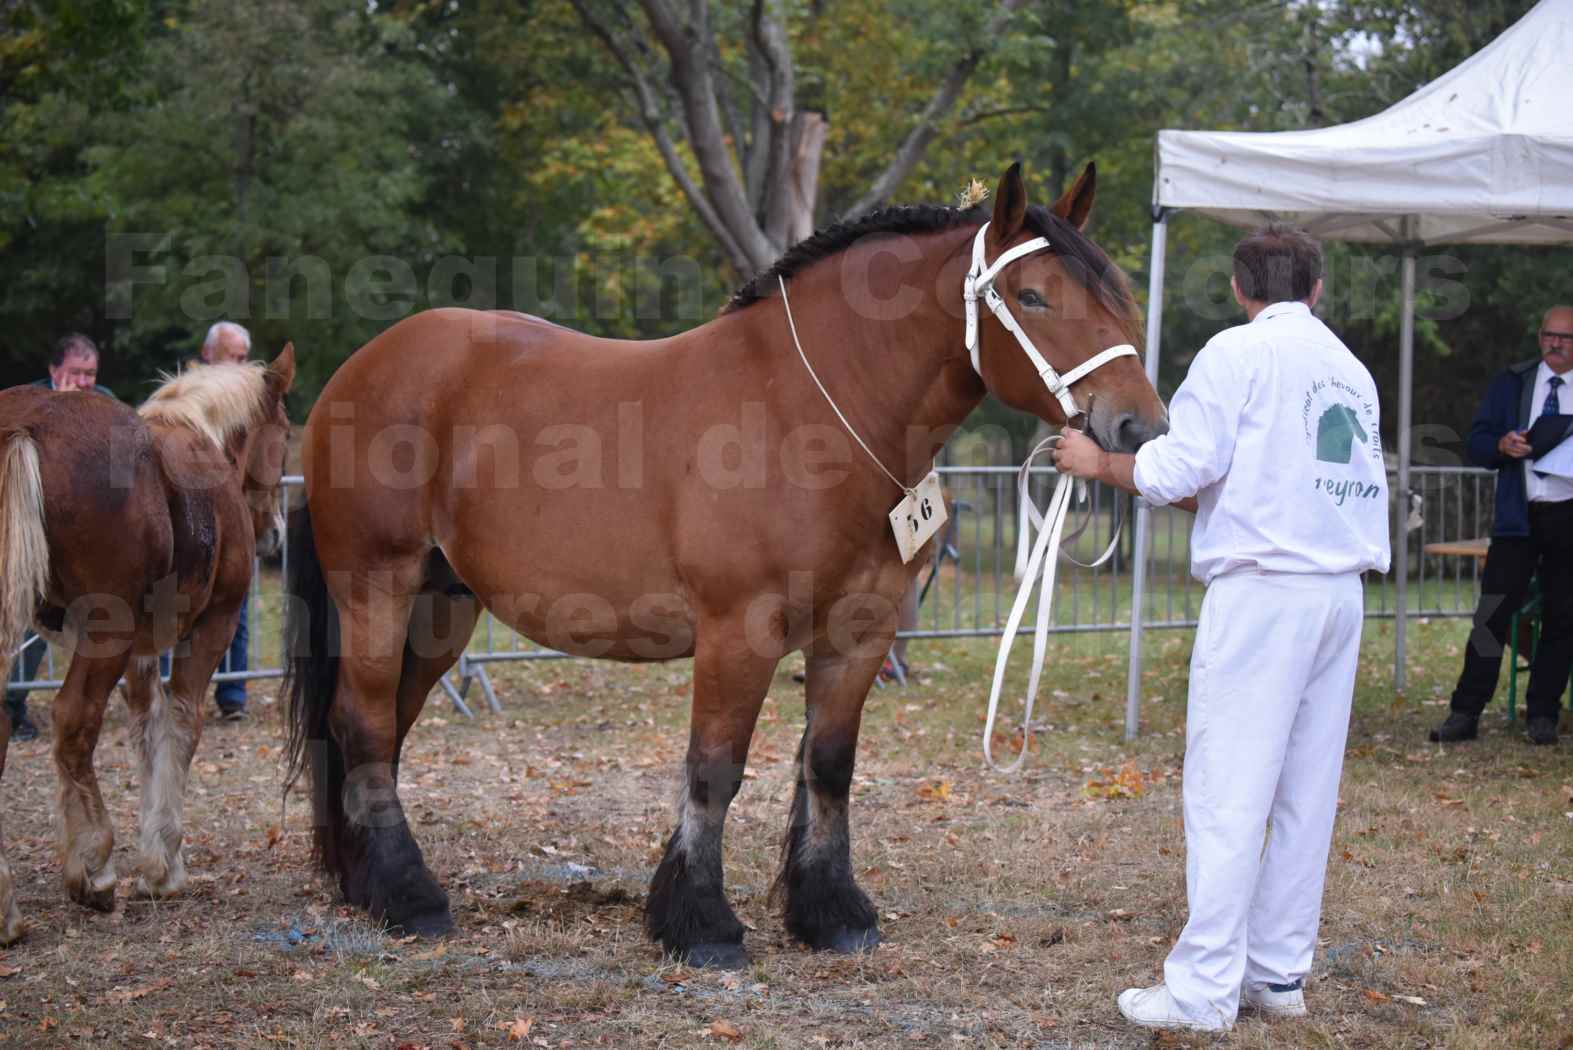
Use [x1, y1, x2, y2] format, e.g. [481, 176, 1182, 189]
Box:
[962, 221, 1137, 418]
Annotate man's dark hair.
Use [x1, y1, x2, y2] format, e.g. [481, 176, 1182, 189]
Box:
[50, 333, 98, 368]
[1232, 224, 1322, 304]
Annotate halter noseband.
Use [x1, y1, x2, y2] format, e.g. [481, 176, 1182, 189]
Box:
[962, 222, 1137, 420]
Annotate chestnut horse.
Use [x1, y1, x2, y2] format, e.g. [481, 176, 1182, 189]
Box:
[284, 165, 1166, 967]
[0, 348, 294, 943]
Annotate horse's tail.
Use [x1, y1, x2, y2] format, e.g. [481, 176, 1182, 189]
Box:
[282, 503, 347, 877]
[0, 429, 48, 668]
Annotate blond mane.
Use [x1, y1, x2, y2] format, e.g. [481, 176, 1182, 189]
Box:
[138, 362, 271, 450]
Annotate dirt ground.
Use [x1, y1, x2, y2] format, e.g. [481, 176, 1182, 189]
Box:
[0, 619, 1569, 1049]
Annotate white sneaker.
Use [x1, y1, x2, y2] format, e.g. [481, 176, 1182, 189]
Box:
[1241, 981, 1308, 1018]
[1117, 984, 1231, 1032]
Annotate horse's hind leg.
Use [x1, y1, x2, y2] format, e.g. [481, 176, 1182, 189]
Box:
[341, 586, 479, 936]
[394, 576, 480, 770]
[646, 624, 776, 969]
[331, 565, 453, 936]
[53, 648, 132, 911]
[0, 657, 23, 943]
[129, 606, 234, 897]
[772, 638, 888, 954]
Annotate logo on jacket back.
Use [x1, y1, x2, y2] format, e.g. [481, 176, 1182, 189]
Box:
[1316, 403, 1366, 463]
[1302, 377, 1382, 506]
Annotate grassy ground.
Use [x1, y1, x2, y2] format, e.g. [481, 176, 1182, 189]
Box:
[0, 615, 1569, 1049]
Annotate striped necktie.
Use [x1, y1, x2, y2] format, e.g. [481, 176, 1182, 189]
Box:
[1543, 375, 1563, 418]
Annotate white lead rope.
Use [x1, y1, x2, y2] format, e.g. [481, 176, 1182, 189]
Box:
[983, 435, 1123, 772]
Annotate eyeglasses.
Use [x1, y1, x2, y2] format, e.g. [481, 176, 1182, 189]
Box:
[1540, 330, 1573, 345]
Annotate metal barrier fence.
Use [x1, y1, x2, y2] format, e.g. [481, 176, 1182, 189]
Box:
[7, 466, 1494, 714]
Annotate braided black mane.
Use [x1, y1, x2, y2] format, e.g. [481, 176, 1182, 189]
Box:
[721, 202, 1138, 329]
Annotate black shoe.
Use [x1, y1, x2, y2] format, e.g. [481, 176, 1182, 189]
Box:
[216, 703, 247, 723]
[1526, 716, 1559, 746]
[1428, 711, 1479, 743]
[7, 705, 38, 742]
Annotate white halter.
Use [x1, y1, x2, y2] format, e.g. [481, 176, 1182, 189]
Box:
[962, 221, 1137, 419]
[963, 221, 1135, 771]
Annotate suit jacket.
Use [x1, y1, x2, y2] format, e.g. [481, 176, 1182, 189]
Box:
[1466, 358, 1546, 537]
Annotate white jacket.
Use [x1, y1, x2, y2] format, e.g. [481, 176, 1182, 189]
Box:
[1133, 301, 1392, 584]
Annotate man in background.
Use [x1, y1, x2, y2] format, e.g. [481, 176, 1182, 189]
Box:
[1430, 305, 1573, 747]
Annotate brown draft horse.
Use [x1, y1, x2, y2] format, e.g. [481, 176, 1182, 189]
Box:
[0, 347, 294, 943]
[284, 165, 1166, 968]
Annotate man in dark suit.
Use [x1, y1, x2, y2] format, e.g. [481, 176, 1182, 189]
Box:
[7, 334, 118, 740]
[1431, 305, 1573, 746]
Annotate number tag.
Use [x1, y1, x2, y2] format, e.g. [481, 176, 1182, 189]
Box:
[888, 471, 948, 565]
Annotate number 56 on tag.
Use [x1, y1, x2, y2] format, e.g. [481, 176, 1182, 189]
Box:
[889, 471, 947, 564]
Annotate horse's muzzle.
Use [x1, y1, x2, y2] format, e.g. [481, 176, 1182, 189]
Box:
[1109, 410, 1169, 453]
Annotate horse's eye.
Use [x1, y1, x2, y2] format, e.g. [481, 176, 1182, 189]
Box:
[1017, 288, 1048, 310]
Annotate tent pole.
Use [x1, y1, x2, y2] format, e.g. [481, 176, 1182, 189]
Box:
[1126, 211, 1168, 741]
[1395, 227, 1417, 693]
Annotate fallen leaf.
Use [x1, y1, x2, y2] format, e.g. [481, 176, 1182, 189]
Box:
[1363, 989, 1390, 1004]
[266, 825, 283, 849]
[0, 965, 18, 979]
[504, 1017, 533, 1041]
[709, 1019, 743, 1041]
[105, 978, 173, 1004]
[917, 779, 952, 802]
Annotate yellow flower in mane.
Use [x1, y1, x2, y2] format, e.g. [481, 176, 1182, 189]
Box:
[957, 178, 990, 208]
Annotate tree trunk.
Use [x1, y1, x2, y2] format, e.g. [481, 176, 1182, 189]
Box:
[773, 110, 825, 244]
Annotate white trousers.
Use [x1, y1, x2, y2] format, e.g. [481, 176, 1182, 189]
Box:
[1163, 571, 1363, 1027]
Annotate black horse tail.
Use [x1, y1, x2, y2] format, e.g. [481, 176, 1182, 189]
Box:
[283, 503, 347, 879]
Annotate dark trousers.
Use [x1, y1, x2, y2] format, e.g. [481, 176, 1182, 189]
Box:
[5, 632, 48, 714]
[1451, 499, 1573, 721]
[158, 602, 249, 710]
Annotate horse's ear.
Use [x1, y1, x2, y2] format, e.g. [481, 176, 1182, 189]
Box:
[990, 163, 1028, 244]
[266, 342, 296, 398]
[1050, 162, 1096, 230]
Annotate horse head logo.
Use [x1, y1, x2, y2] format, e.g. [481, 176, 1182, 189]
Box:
[1316, 403, 1367, 464]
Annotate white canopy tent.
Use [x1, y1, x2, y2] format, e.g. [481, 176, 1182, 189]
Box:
[1126, 0, 1573, 738]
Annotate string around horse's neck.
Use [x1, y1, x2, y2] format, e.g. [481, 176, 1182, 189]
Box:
[778, 274, 915, 497]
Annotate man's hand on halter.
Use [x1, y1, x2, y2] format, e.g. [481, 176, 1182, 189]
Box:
[1053, 429, 1129, 491]
[1052, 429, 1198, 513]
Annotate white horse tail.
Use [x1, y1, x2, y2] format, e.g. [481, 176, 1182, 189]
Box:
[0, 429, 48, 664]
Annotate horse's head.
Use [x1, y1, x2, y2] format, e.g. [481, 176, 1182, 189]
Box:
[238, 344, 295, 557]
[968, 163, 1167, 453]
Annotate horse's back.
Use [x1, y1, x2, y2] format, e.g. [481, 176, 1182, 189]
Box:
[303, 309, 712, 650]
[0, 387, 173, 606]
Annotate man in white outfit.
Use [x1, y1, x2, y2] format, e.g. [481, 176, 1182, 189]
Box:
[1053, 225, 1391, 1032]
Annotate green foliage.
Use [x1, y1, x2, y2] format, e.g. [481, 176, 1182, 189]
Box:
[0, 0, 1566, 435]
[84, 0, 461, 397]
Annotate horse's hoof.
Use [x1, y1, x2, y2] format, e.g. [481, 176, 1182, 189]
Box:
[134, 858, 187, 900]
[0, 912, 24, 946]
[132, 874, 184, 900]
[70, 883, 116, 913]
[389, 909, 455, 939]
[680, 941, 750, 970]
[823, 926, 881, 955]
